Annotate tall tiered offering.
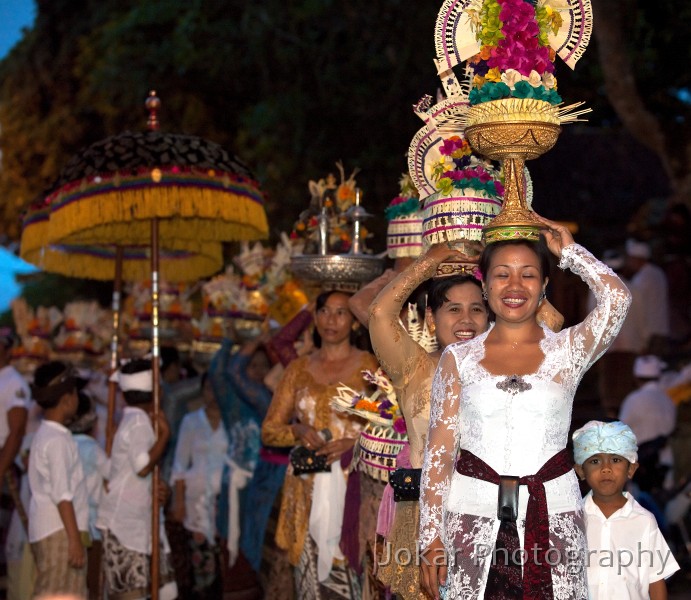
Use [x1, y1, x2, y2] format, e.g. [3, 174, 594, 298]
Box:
[408, 94, 508, 277]
[385, 174, 424, 261]
[433, 0, 593, 242]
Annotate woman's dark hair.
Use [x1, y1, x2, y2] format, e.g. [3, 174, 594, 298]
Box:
[312, 290, 370, 350]
[32, 361, 76, 409]
[479, 239, 552, 282]
[427, 275, 483, 313]
[68, 391, 97, 434]
[121, 358, 153, 406]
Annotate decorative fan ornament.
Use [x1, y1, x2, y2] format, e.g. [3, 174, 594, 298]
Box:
[434, 0, 593, 84]
[428, 0, 593, 242]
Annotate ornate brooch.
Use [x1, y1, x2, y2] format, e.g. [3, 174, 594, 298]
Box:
[496, 374, 532, 396]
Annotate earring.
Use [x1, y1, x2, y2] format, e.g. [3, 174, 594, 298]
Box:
[540, 291, 547, 301]
[482, 289, 488, 301]
[351, 322, 360, 332]
[428, 322, 436, 335]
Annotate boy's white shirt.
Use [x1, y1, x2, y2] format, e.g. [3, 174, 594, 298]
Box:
[583, 491, 679, 599]
[28, 419, 89, 542]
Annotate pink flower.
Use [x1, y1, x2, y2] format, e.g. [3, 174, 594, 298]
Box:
[393, 417, 407, 434]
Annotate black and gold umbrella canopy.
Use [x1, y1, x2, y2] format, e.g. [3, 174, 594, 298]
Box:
[46, 102, 268, 245]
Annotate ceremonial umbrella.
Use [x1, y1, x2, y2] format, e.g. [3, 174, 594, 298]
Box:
[20, 199, 224, 453]
[40, 92, 269, 598]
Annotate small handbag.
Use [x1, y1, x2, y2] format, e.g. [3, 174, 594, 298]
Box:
[389, 467, 421, 502]
[289, 446, 329, 475]
[289, 429, 332, 475]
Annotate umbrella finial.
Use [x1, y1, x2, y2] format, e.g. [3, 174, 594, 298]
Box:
[145, 90, 161, 131]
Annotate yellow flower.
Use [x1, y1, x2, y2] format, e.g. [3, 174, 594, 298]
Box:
[485, 68, 502, 83]
[473, 75, 487, 88]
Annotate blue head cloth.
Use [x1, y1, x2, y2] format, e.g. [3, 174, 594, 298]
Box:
[572, 420, 638, 465]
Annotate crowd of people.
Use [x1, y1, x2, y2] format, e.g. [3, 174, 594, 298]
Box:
[0, 210, 689, 600]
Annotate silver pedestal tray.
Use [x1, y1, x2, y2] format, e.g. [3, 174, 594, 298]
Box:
[291, 254, 384, 292]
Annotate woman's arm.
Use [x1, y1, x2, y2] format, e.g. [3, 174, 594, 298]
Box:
[558, 245, 631, 369]
[349, 269, 398, 327]
[265, 308, 314, 366]
[419, 348, 463, 599]
[261, 361, 301, 447]
[369, 245, 461, 385]
[536, 215, 631, 371]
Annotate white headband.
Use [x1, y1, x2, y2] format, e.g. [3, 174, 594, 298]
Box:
[572, 420, 638, 465]
[109, 368, 153, 392]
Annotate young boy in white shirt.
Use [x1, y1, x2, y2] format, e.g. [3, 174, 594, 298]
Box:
[573, 420, 680, 600]
[28, 361, 89, 598]
[96, 358, 175, 600]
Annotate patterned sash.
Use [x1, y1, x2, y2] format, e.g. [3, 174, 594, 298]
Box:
[455, 448, 572, 600]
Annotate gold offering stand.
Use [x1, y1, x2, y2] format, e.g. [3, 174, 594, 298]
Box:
[464, 120, 561, 243]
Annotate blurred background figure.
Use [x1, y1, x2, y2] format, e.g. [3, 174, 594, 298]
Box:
[169, 372, 228, 599]
[68, 391, 109, 600]
[619, 355, 676, 495]
[624, 238, 670, 356]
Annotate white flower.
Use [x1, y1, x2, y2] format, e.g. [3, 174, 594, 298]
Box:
[501, 69, 522, 89]
[527, 70, 542, 88]
[542, 72, 556, 90]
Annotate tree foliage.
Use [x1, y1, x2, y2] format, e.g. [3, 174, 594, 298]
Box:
[0, 0, 689, 251]
[592, 0, 691, 205]
[0, 0, 440, 242]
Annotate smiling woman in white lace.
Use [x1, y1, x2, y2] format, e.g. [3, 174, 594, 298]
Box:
[419, 215, 632, 600]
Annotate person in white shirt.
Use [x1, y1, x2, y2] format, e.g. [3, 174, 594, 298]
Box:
[624, 239, 670, 355]
[96, 358, 176, 600]
[169, 372, 228, 596]
[68, 390, 109, 600]
[0, 328, 29, 487]
[28, 361, 89, 598]
[573, 420, 679, 600]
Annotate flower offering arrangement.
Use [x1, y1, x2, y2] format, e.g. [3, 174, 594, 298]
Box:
[331, 368, 408, 482]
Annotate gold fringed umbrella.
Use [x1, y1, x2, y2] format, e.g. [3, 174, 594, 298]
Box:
[20, 202, 223, 283]
[39, 92, 269, 600]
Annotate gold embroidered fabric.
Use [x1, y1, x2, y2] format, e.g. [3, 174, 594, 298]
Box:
[263, 352, 379, 566]
[377, 501, 427, 600]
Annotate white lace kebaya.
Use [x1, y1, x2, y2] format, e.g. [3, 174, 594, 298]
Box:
[419, 243, 632, 600]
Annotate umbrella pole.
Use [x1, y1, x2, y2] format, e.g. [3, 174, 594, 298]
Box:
[151, 218, 161, 600]
[105, 245, 124, 456]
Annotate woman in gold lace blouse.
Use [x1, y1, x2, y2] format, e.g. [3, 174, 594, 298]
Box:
[369, 244, 489, 599]
[262, 290, 379, 599]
